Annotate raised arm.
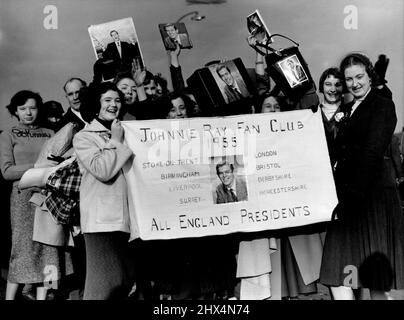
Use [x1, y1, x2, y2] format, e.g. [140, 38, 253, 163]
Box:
[168, 43, 186, 93]
[132, 61, 147, 102]
[246, 35, 270, 96]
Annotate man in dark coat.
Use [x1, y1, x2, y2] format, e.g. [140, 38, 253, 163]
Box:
[216, 65, 250, 104]
[56, 78, 87, 132]
[103, 30, 143, 74]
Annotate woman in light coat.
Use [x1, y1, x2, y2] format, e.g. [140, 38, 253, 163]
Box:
[73, 82, 135, 299]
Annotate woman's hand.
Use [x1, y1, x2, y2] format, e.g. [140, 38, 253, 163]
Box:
[132, 59, 146, 86]
[219, 57, 229, 64]
[247, 35, 258, 48]
[133, 68, 146, 87]
[167, 43, 181, 67]
[167, 42, 181, 57]
[129, 37, 137, 46]
[111, 119, 124, 143]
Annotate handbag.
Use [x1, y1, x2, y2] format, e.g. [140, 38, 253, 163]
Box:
[254, 34, 315, 100]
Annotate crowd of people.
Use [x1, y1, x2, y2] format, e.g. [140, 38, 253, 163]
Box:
[1, 22, 404, 301]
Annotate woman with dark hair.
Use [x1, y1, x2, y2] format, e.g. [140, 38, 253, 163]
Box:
[165, 92, 194, 119]
[0, 90, 73, 300]
[73, 82, 135, 299]
[143, 71, 160, 101]
[115, 76, 138, 106]
[113, 66, 151, 121]
[260, 93, 285, 113]
[43, 100, 64, 131]
[320, 53, 404, 300]
[154, 73, 169, 98]
[318, 67, 344, 165]
[114, 74, 140, 121]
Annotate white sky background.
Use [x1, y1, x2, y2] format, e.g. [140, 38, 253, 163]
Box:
[0, 0, 403, 131]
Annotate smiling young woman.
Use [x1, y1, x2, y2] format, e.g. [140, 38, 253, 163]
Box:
[320, 53, 404, 300]
[318, 67, 344, 166]
[73, 82, 136, 300]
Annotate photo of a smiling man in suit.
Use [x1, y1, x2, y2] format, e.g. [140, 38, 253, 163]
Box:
[215, 161, 248, 204]
[215, 64, 250, 104]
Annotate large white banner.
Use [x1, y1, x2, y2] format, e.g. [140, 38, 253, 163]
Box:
[122, 110, 338, 240]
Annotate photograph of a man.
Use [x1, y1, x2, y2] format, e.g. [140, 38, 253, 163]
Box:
[88, 18, 145, 80]
[247, 10, 271, 45]
[159, 23, 192, 50]
[215, 63, 250, 104]
[103, 29, 143, 72]
[279, 55, 308, 88]
[215, 161, 248, 204]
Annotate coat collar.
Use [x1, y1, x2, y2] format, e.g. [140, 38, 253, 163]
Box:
[345, 89, 376, 107]
[81, 119, 109, 133]
[347, 89, 376, 120]
[320, 102, 343, 123]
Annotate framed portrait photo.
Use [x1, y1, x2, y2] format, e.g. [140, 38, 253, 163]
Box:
[277, 54, 309, 88]
[210, 155, 249, 205]
[187, 58, 256, 116]
[88, 17, 145, 81]
[158, 22, 193, 51]
[246, 10, 272, 46]
[207, 60, 252, 105]
[265, 46, 314, 99]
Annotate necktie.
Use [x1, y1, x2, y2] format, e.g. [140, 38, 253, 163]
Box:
[293, 68, 299, 80]
[116, 42, 122, 58]
[232, 86, 242, 99]
[229, 188, 238, 202]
